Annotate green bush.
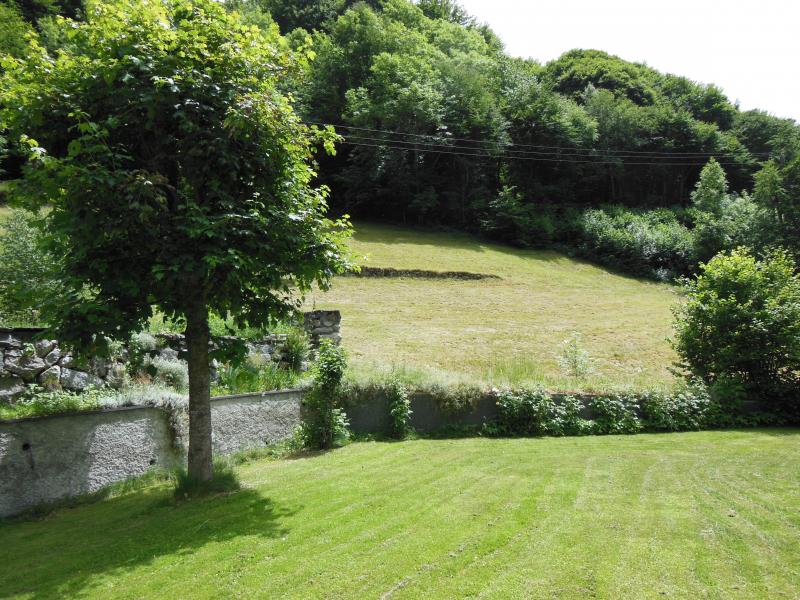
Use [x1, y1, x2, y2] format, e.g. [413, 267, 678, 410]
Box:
[385, 376, 413, 439]
[673, 248, 800, 410]
[486, 388, 591, 437]
[282, 328, 310, 372]
[0, 386, 111, 420]
[150, 356, 189, 391]
[587, 394, 642, 434]
[213, 356, 300, 395]
[0, 209, 58, 326]
[300, 340, 350, 449]
[579, 205, 695, 280]
[639, 382, 711, 431]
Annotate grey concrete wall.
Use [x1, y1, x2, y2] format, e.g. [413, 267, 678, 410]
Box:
[0, 407, 180, 518]
[0, 390, 303, 518]
[210, 390, 303, 454]
[343, 391, 499, 434]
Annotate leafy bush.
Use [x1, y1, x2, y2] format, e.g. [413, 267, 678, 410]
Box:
[691, 193, 771, 263]
[0, 386, 111, 420]
[282, 328, 310, 372]
[639, 382, 712, 431]
[579, 205, 695, 280]
[673, 248, 800, 409]
[385, 376, 413, 438]
[0, 209, 58, 326]
[213, 356, 300, 395]
[587, 394, 642, 434]
[127, 331, 159, 376]
[300, 340, 350, 449]
[487, 388, 591, 437]
[557, 332, 593, 379]
[150, 356, 189, 391]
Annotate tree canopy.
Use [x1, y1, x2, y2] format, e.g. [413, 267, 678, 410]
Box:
[0, 0, 352, 480]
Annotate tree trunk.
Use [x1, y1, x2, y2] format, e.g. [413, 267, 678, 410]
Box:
[185, 294, 213, 482]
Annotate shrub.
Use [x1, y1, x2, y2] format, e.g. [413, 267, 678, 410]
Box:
[673, 248, 800, 409]
[127, 331, 159, 376]
[487, 388, 591, 437]
[385, 376, 413, 438]
[282, 328, 310, 372]
[0, 209, 58, 326]
[213, 356, 300, 395]
[587, 394, 641, 434]
[579, 205, 695, 280]
[639, 382, 711, 431]
[0, 386, 111, 420]
[557, 332, 593, 379]
[300, 340, 350, 449]
[150, 356, 189, 391]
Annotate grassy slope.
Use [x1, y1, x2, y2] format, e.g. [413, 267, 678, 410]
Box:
[311, 223, 679, 390]
[2, 431, 798, 598]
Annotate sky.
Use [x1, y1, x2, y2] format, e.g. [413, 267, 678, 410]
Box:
[458, 0, 800, 122]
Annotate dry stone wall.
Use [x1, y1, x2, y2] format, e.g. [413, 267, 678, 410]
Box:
[0, 310, 341, 404]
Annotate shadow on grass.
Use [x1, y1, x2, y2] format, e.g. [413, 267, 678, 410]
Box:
[0, 482, 298, 598]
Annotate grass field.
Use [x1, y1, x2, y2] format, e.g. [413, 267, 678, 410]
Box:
[311, 223, 680, 391]
[1, 431, 798, 598]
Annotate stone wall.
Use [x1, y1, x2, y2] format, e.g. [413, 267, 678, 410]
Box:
[0, 389, 302, 517]
[0, 310, 341, 403]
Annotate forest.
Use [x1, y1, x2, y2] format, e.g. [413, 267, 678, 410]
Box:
[2, 0, 800, 280]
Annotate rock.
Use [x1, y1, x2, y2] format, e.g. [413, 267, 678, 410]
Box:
[89, 357, 108, 378]
[105, 363, 128, 389]
[0, 376, 25, 403]
[158, 348, 179, 361]
[43, 347, 62, 367]
[59, 354, 75, 368]
[0, 332, 22, 349]
[0, 349, 4, 376]
[60, 368, 103, 391]
[34, 339, 57, 358]
[39, 366, 61, 390]
[5, 354, 47, 382]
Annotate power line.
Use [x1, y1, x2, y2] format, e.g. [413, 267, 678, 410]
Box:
[308, 120, 769, 158]
[337, 139, 746, 166]
[340, 133, 746, 162]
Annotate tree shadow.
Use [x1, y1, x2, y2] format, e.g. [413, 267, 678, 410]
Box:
[0, 486, 299, 598]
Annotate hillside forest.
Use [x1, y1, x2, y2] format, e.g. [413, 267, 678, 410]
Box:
[2, 0, 800, 281]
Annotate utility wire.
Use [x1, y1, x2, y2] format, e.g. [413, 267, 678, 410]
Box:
[340, 133, 747, 162]
[308, 120, 768, 158]
[337, 139, 746, 166]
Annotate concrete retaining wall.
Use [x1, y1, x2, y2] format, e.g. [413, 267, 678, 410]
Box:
[0, 389, 302, 517]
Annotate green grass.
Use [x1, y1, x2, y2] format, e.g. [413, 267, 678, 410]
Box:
[1, 431, 798, 598]
[310, 223, 680, 391]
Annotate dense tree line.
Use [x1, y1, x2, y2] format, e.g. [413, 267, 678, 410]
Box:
[2, 0, 800, 276]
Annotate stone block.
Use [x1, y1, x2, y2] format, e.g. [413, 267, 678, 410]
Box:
[0, 376, 25, 402]
[105, 363, 128, 389]
[39, 366, 61, 390]
[0, 332, 22, 349]
[34, 340, 57, 358]
[5, 354, 47, 382]
[43, 347, 62, 367]
[60, 368, 103, 391]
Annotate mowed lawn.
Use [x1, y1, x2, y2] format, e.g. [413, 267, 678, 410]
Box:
[310, 223, 680, 390]
[1, 431, 798, 598]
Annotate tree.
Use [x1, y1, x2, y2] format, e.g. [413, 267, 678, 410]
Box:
[673, 248, 800, 404]
[0, 0, 352, 482]
[691, 158, 728, 215]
